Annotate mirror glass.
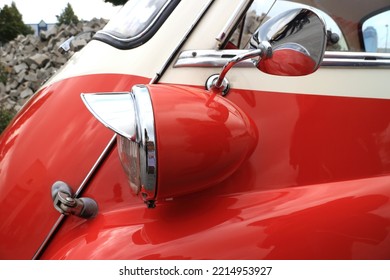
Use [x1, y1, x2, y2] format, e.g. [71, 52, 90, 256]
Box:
[251, 8, 327, 76]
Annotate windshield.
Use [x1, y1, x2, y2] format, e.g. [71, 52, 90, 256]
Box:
[94, 0, 180, 49]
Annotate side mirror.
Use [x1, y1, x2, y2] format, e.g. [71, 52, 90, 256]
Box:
[207, 8, 327, 94]
[251, 8, 327, 76]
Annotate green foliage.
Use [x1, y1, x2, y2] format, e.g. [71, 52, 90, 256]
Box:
[0, 2, 34, 44]
[56, 3, 79, 26]
[0, 63, 9, 84]
[0, 104, 15, 134]
[104, 0, 128, 6]
[0, 63, 13, 134]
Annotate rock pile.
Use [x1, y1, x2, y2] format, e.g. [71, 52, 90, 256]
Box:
[0, 18, 108, 111]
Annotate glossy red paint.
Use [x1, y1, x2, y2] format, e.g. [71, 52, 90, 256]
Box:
[148, 85, 258, 199]
[258, 48, 317, 76]
[1, 0, 389, 262]
[0, 74, 149, 259]
[38, 85, 390, 259]
[40, 150, 390, 260]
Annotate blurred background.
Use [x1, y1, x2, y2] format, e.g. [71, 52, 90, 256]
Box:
[0, 0, 127, 132]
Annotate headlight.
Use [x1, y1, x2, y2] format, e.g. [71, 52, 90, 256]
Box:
[82, 85, 157, 207]
[82, 84, 257, 208]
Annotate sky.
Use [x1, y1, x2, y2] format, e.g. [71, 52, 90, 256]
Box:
[0, 0, 122, 24]
[1, 0, 388, 50]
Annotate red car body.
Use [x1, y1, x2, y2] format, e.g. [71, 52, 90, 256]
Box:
[1, 0, 390, 259]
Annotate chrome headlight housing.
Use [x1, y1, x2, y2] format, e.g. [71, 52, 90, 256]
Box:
[82, 84, 257, 208]
[81, 85, 157, 207]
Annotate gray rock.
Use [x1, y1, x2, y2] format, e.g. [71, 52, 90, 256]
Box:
[40, 25, 58, 41]
[0, 18, 108, 111]
[23, 44, 36, 54]
[3, 100, 15, 110]
[25, 71, 38, 82]
[17, 71, 26, 83]
[30, 64, 38, 71]
[20, 87, 34, 99]
[52, 56, 68, 67]
[25, 53, 50, 67]
[13, 63, 28, 73]
[0, 82, 5, 95]
[0, 92, 8, 103]
[70, 38, 87, 51]
[4, 54, 13, 64]
[5, 80, 18, 91]
[9, 90, 19, 100]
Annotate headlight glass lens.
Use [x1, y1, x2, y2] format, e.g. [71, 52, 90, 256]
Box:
[81, 85, 157, 205]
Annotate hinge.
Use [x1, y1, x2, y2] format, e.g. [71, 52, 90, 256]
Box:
[51, 181, 98, 219]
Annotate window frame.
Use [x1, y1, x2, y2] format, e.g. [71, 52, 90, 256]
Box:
[359, 6, 390, 53]
[93, 0, 181, 50]
[174, 0, 390, 69]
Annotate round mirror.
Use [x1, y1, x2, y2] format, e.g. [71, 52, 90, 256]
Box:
[250, 8, 327, 76]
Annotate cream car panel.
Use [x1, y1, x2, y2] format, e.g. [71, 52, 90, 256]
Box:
[45, 0, 212, 86]
[161, 65, 390, 99]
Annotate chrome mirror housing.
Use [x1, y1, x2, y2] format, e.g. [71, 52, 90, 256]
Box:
[250, 8, 327, 76]
[206, 8, 327, 94]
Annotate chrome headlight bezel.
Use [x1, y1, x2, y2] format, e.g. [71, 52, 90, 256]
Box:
[81, 85, 157, 207]
[82, 84, 257, 209]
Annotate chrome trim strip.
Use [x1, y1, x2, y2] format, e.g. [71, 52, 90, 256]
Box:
[174, 49, 253, 68]
[151, 0, 216, 83]
[81, 93, 136, 140]
[96, 0, 175, 43]
[132, 85, 157, 201]
[322, 58, 390, 67]
[324, 51, 390, 60]
[216, 0, 253, 44]
[33, 135, 117, 259]
[80, 88, 157, 204]
[32, 214, 66, 260]
[174, 50, 390, 68]
[213, 49, 262, 89]
[322, 51, 390, 67]
[75, 134, 118, 198]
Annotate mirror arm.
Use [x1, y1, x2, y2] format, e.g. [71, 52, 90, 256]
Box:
[214, 49, 261, 88]
[208, 42, 273, 95]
